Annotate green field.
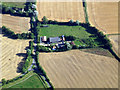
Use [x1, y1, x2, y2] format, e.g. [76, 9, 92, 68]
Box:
[10, 74, 45, 88]
[2, 2, 25, 8]
[2, 71, 45, 89]
[40, 24, 91, 39]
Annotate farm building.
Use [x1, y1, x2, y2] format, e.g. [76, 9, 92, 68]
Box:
[49, 37, 61, 43]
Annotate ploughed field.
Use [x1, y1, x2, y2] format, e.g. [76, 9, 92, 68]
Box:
[87, 1, 118, 34]
[39, 50, 118, 88]
[0, 35, 29, 80]
[36, 0, 85, 22]
[0, 14, 30, 34]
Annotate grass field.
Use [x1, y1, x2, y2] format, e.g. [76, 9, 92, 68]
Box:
[10, 74, 45, 88]
[87, 1, 118, 34]
[37, 0, 85, 22]
[0, 35, 29, 80]
[2, 2, 25, 8]
[2, 71, 45, 88]
[40, 24, 91, 39]
[0, 14, 30, 34]
[39, 50, 118, 88]
[108, 35, 120, 58]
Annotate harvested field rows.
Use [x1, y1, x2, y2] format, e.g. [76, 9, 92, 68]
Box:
[0, 14, 30, 34]
[0, 35, 29, 80]
[87, 1, 118, 34]
[39, 50, 118, 88]
[108, 35, 120, 58]
[37, 0, 85, 22]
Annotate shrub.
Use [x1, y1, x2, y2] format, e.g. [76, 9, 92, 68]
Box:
[2, 78, 6, 86]
[37, 45, 51, 52]
[42, 16, 48, 24]
[64, 35, 76, 41]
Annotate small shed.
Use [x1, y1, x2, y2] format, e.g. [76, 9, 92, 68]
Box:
[42, 36, 47, 42]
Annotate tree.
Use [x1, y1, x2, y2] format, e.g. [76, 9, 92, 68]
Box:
[76, 20, 79, 25]
[66, 42, 72, 50]
[2, 78, 6, 85]
[69, 19, 74, 25]
[42, 16, 48, 24]
[29, 33, 34, 39]
[27, 49, 31, 56]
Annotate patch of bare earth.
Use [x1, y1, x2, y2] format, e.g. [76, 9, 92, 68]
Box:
[108, 35, 120, 58]
[0, 14, 30, 34]
[0, 35, 29, 80]
[36, 0, 85, 22]
[87, 1, 118, 34]
[39, 50, 118, 88]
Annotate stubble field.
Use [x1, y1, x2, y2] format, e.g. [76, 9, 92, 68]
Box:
[0, 14, 30, 34]
[87, 1, 118, 34]
[39, 50, 118, 88]
[108, 35, 120, 58]
[36, 0, 85, 22]
[0, 35, 29, 80]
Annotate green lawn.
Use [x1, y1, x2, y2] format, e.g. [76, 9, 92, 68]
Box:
[40, 24, 91, 39]
[10, 74, 45, 88]
[2, 2, 25, 8]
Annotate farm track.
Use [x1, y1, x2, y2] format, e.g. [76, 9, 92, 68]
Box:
[0, 14, 30, 34]
[36, 0, 85, 22]
[39, 50, 118, 88]
[0, 35, 29, 80]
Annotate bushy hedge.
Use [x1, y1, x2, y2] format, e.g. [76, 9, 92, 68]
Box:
[2, 26, 34, 39]
[36, 45, 52, 52]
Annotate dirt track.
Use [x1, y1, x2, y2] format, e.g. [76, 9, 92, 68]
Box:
[0, 14, 30, 34]
[36, 0, 85, 22]
[0, 35, 29, 80]
[39, 50, 118, 88]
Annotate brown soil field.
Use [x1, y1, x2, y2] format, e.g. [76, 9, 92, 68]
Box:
[0, 14, 30, 34]
[39, 50, 118, 88]
[108, 35, 120, 58]
[87, 1, 118, 34]
[36, 0, 85, 22]
[0, 35, 29, 80]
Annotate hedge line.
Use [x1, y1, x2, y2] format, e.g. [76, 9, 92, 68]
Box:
[2, 26, 34, 39]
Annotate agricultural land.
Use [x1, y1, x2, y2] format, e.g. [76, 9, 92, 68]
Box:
[87, 1, 118, 34]
[0, 14, 30, 34]
[36, 0, 85, 22]
[0, 34, 29, 80]
[39, 50, 118, 88]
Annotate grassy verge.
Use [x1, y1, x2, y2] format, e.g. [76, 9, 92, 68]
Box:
[83, 0, 89, 23]
[2, 71, 45, 88]
[2, 2, 25, 8]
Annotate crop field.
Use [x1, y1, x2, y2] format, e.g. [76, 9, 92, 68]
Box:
[108, 35, 120, 58]
[39, 50, 118, 88]
[0, 35, 29, 80]
[36, 0, 85, 22]
[40, 24, 91, 39]
[0, 14, 30, 34]
[87, 1, 118, 34]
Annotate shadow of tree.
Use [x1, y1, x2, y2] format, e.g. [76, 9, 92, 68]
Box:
[16, 53, 27, 73]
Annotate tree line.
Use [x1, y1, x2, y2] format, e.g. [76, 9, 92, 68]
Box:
[2, 26, 34, 39]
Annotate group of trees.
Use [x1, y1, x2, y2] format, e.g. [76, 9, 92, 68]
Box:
[22, 48, 32, 73]
[2, 26, 34, 39]
[2, 2, 36, 17]
[41, 16, 80, 26]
